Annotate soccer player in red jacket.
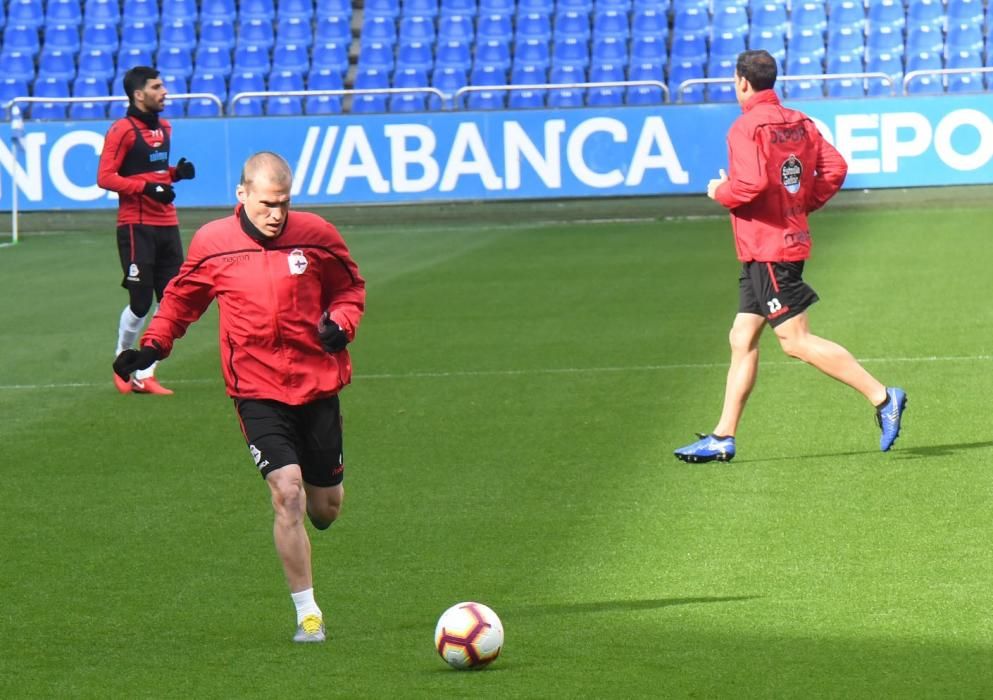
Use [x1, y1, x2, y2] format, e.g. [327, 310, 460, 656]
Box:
[113, 152, 366, 643]
[97, 66, 196, 396]
[673, 50, 907, 463]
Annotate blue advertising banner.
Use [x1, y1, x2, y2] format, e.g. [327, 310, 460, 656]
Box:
[1, 94, 991, 211]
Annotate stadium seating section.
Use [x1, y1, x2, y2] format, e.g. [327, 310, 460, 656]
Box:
[0, 0, 989, 117]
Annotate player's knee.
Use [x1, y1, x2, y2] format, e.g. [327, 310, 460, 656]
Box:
[308, 487, 343, 530]
[728, 326, 753, 354]
[777, 333, 805, 360]
[309, 506, 339, 531]
[270, 479, 306, 522]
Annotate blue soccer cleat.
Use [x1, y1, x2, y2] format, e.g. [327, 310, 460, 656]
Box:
[674, 433, 736, 463]
[876, 387, 907, 452]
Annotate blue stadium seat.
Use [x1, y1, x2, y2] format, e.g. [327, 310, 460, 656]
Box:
[466, 88, 507, 111]
[159, 73, 188, 117]
[162, 0, 198, 23]
[906, 25, 944, 56]
[552, 37, 590, 70]
[241, 0, 277, 21]
[201, 0, 237, 22]
[396, 41, 434, 73]
[389, 67, 429, 112]
[670, 32, 708, 65]
[827, 26, 865, 62]
[867, 0, 906, 34]
[517, 13, 553, 42]
[45, 24, 82, 54]
[441, 0, 479, 15]
[315, 16, 353, 44]
[266, 71, 304, 115]
[557, 0, 594, 12]
[603, 0, 637, 10]
[363, 16, 399, 45]
[587, 63, 626, 106]
[122, 0, 158, 23]
[239, 19, 276, 51]
[312, 41, 351, 74]
[4, 24, 42, 57]
[826, 76, 864, 98]
[196, 46, 234, 77]
[713, 0, 748, 10]
[277, 18, 314, 48]
[35, 48, 76, 81]
[786, 53, 822, 75]
[229, 71, 266, 115]
[400, 15, 437, 43]
[435, 40, 473, 72]
[906, 74, 944, 94]
[711, 32, 746, 61]
[234, 45, 273, 74]
[475, 40, 513, 73]
[81, 22, 119, 53]
[161, 19, 198, 52]
[946, 49, 984, 92]
[84, 0, 120, 26]
[906, 50, 942, 74]
[633, 0, 670, 13]
[479, 0, 514, 13]
[352, 68, 390, 113]
[629, 35, 667, 70]
[555, 11, 592, 41]
[792, 1, 827, 35]
[187, 72, 226, 117]
[10, 0, 45, 28]
[785, 78, 823, 99]
[364, 0, 401, 19]
[594, 11, 630, 41]
[0, 78, 30, 117]
[69, 76, 109, 119]
[513, 39, 551, 70]
[712, 6, 749, 39]
[273, 43, 310, 73]
[121, 21, 158, 54]
[946, 0, 984, 29]
[316, 0, 355, 19]
[706, 54, 736, 81]
[279, 0, 316, 21]
[631, 9, 669, 42]
[358, 41, 395, 72]
[200, 20, 237, 51]
[906, 0, 945, 32]
[789, 28, 827, 63]
[547, 65, 585, 108]
[865, 52, 902, 96]
[404, 0, 439, 17]
[592, 37, 628, 65]
[673, 7, 708, 33]
[430, 66, 468, 109]
[669, 59, 704, 103]
[45, 0, 82, 27]
[118, 47, 155, 73]
[438, 14, 476, 42]
[748, 28, 786, 64]
[30, 77, 70, 120]
[946, 23, 985, 56]
[508, 64, 547, 109]
[826, 52, 862, 75]
[305, 68, 344, 114]
[470, 64, 506, 86]
[157, 47, 195, 80]
[517, 0, 555, 13]
[477, 14, 512, 43]
[866, 24, 905, 58]
[828, 1, 865, 35]
[626, 61, 665, 104]
[750, 2, 787, 36]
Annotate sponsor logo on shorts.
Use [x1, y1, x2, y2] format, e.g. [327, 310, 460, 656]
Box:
[249, 444, 270, 471]
[781, 155, 802, 195]
[127, 263, 140, 283]
[288, 249, 308, 275]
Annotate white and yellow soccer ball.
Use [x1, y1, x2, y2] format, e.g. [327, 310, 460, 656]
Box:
[434, 602, 504, 670]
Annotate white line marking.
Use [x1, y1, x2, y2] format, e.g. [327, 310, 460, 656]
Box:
[1, 354, 990, 391]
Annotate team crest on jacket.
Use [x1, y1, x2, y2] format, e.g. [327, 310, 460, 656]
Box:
[781, 155, 802, 194]
[288, 249, 308, 275]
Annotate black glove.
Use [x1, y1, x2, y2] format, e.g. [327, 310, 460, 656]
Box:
[113, 344, 162, 381]
[317, 312, 349, 353]
[175, 157, 196, 181]
[143, 182, 176, 204]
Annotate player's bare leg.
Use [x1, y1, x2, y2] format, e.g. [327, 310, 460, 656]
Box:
[713, 312, 766, 437]
[773, 312, 887, 405]
[304, 483, 343, 531]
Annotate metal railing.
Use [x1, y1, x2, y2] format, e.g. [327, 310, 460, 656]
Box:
[2, 92, 225, 116]
[228, 86, 448, 111]
[902, 66, 993, 93]
[454, 79, 671, 104]
[676, 72, 898, 101]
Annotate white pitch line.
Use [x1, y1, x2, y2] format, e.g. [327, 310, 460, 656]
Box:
[1, 354, 990, 392]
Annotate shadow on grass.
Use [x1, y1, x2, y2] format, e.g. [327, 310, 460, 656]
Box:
[506, 595, 760, 617]
[730, 440, 993, 465]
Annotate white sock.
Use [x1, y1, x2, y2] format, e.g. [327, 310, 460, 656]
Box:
[115, 306, 145, 356]
[291, 588, 323, 624]
[134, 361, 157, 381]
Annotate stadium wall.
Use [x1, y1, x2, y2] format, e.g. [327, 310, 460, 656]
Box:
[1, 94, 992, 211]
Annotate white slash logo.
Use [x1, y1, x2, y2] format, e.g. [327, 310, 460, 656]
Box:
[288, 249, 308, 275]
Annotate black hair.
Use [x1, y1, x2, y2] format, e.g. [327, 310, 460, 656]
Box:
[735, 50, 778, 91]
[122, 66, 161, 105]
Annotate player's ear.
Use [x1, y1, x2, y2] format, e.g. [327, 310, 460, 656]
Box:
[236, 184, 247, 204]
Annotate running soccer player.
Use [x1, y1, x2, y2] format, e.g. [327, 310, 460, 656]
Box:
[113, 152, 365, 643]
[673, 50, 907, 463]
[97, 66, 196, 395]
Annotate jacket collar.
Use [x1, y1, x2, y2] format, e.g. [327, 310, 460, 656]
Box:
[237, 204, 287, 244]
[742, 89, 781, 113]
[127, 105, 161, 129]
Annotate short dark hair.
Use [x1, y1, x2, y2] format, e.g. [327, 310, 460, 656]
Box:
[736, 50, 777, 91]
[122, 66, 160, 104]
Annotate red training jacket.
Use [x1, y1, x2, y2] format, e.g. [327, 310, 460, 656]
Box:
[97, 113, 180, 226]
[713, 90, 848, 262]
[142, 207, 366, 405]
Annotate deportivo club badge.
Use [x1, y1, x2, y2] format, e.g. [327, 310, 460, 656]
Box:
[781, 155, 802, 194]
[288, 249, 308, 275]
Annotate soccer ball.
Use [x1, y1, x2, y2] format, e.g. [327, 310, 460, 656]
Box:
[434, 602, 504, 670]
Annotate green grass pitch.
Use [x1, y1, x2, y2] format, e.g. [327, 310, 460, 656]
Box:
[2, 187, 993, 698]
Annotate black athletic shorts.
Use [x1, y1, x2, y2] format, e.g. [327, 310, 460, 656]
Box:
[116, 224, 183, 291]
[738, 261, 819, 327]
[234, 396, 344, 487]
